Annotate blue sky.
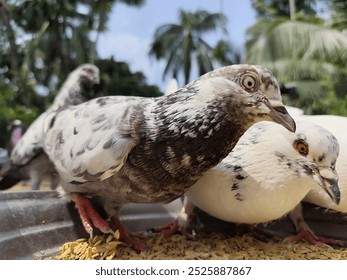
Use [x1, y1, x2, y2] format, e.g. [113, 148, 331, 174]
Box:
[97, 0, 257, 92]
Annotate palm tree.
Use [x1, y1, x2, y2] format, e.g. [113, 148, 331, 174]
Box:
[149, 9, 232, 85]
[245, 10, 347, 114]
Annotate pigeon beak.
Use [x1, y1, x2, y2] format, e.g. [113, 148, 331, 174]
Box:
[312, 168, 340, 205]
[264, 100, 296, 133]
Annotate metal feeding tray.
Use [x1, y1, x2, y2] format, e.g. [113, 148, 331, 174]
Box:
[0, 191, 178, 260]
[1, 191, 347, 259]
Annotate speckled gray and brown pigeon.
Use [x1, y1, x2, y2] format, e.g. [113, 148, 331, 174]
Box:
[42, 64, 296, 250]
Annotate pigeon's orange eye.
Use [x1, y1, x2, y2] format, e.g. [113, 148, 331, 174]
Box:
[294, 139, 309, 156]
[240, 72, 260, 92]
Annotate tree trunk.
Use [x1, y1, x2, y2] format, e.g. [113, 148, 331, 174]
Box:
[289, 0, 296, 20]
[0, 0, 18, 70]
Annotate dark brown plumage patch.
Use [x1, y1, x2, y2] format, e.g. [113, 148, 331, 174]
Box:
[231, 183, 239, 191]
[49, 116, 56, 129]
[236, 174, 247, 180]
[233, 165, 242, 172]
[76, 147, 85, 156]
[318, 153, 326, 162]
[261, 74, 279, 92]
[93, 114, 107, 124]
[97, 97, 110, 107]
[69, 180, 84, 185]
[57, 131, 64, 144]
[234, 193, 245, 201]
[103, 139, 114, 149]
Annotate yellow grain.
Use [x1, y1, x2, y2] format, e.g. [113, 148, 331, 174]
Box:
[76, 238, 87, 243]
[106, 235, 113, 244]
[93, 239, 103, 247]
[114, 230, 120, 240]
[54, 232, 347, 260]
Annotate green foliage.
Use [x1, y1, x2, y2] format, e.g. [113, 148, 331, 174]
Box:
[246, 1, 347, 115]
[213, 40, 241, 66]
[251, 0, 319, 19]
[95, 57, 162, 97]
[328, 0, 347, 31]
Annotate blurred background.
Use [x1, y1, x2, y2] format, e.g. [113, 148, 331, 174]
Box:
[0, 0, 346, 150]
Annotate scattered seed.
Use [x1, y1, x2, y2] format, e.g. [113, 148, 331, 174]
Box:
[52, 232, 347, 260]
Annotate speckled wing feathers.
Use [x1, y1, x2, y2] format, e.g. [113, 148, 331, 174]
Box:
[10, 111, 50, 166]
[44, 97, 142, 183]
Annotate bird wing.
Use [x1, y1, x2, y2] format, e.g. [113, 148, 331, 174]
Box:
[44, 96, 141, 184]
[10, 110, 50, 166]
[0, 112, 50, 189]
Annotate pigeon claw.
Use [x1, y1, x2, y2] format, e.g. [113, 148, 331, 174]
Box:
[111, 215, 146, 252]
[73, 194, 111, 235]
[283, 228, 344, 249]
[153, 219, 196, 239]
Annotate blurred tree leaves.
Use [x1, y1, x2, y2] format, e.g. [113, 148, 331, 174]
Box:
[247, 0, 347, 115]
[95, 57, 162, 98]
[251, 0, 319, 19]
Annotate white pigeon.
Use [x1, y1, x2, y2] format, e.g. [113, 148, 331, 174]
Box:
[286, 114, 347, 246]
[285, 105, 304, 118]
[156, 120, 340, 238]
[42, 64, 296, 251]
[0, 64, 100, 190]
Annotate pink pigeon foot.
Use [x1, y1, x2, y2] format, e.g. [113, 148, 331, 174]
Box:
[111, 216, 145, 252]
[153, 218, 195, 239]
[283, 228, 344, 248]
[73, 194, 113, 236]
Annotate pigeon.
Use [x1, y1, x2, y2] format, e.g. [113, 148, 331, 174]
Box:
[285, 106, 304, 118]
[2, 119, 59, 190]
[0, 64, 100, 190]
[286, 114, 347, 246]
[41, 64, 296, 251]
[156, 120, 340, 238]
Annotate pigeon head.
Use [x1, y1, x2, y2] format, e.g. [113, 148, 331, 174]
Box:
[77, 64, 101, 100]
[295, 122, 340, 204]
[202, 64, 296, 133]
[77, 64, 100, 87]
[263, 121, 340, 205]
[52, 64, 100, 108]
